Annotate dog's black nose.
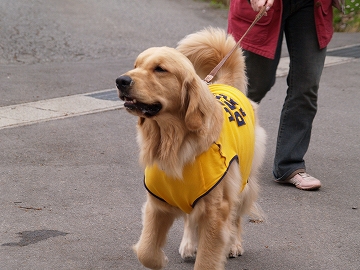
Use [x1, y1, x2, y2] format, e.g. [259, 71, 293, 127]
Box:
[116, 75, 134, 92]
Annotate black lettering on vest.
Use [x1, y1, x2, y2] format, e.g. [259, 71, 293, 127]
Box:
[224, 107, 235, 122]
[214, 94, 246, 127]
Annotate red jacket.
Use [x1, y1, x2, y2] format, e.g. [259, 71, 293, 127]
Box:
[228, 0, 334, 59]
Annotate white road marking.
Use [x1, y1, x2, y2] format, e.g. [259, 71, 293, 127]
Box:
[0, 89, 123, 130]
[0, 53, 357, 130]
[276, 55, 355, 77]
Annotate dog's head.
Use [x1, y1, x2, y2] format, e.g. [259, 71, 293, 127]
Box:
[116, 47, 207, 131]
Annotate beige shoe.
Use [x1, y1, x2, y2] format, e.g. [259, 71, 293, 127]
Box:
[278, 172, 321, 190]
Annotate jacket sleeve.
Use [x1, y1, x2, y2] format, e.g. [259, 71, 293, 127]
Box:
[314, 0, 334, 49]
[228, 0, 334, 58]
[227, 0, 282, 59]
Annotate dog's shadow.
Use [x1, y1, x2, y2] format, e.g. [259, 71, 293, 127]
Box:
[2, 230, 68, 247]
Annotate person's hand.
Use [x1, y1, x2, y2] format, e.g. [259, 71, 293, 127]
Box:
[250, 0, 273, 12]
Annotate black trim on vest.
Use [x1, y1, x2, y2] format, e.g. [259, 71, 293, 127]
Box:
[143, 176, 167, 203]
[191, 155, 239, 209]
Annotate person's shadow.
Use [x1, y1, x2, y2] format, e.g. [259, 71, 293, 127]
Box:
[2, 230, 68, 247]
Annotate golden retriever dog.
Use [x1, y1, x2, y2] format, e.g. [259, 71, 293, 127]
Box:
[116, 27, 266, 270]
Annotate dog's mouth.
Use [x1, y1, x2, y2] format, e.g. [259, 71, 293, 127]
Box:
[121, 95, 162, 117]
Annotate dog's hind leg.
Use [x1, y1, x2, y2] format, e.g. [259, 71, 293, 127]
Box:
[228, 214, 244, 257]
[133, 195, 178, 270]
[179, 214, 198, 259]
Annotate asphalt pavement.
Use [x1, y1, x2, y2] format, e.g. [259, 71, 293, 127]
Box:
[0, 0, 359, 269]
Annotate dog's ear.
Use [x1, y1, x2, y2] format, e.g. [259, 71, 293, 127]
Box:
[183, 78, 205, 131]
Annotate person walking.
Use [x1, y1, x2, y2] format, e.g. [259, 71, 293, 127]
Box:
[228, 0, 336, 190]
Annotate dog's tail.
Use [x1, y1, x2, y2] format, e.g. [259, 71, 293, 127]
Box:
[176, 27, 247, 94]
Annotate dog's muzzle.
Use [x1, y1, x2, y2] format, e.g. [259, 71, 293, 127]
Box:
[115, 75, 162, 117]
[116, 75, 134, 96]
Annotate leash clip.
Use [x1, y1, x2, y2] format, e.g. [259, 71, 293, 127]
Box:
[204, 74, 213, 84]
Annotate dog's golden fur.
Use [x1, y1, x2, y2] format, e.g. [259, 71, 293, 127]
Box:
[117, 28, 266, 270]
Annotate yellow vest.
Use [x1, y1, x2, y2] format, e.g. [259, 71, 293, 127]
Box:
[144, 84, 255, 213]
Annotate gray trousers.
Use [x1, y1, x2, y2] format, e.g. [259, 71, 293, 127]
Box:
[244, 0, 327, 181]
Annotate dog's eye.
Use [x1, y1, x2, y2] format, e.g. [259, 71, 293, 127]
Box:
[154, 66, 167, 73]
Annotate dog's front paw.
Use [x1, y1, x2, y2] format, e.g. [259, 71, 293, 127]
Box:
[179, 241, 197, 259]
[133, 243, 168, 269]
[228, 243, 244, 258]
